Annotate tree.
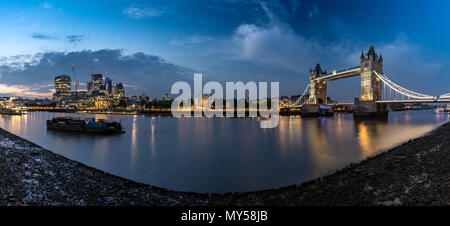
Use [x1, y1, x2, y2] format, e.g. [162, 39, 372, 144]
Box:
[118, 99, 127, 108]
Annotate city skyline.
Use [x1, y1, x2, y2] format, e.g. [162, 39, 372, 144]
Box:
[0, 0, 450, 211]
[0, 0, 449, 100]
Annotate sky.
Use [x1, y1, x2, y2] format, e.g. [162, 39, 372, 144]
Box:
[0, 0, 449, 100]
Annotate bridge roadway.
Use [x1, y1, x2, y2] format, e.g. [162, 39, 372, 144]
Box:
[281, 99, 450, 108]
[314, 66, 361, 81]
[282, 66, 450, 108]
[329, 99, 450, 106]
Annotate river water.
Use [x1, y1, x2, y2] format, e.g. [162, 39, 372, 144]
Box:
[0, 110, 448, 193]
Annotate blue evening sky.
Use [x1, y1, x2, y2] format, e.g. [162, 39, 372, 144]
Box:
[0, 0, 449, 99]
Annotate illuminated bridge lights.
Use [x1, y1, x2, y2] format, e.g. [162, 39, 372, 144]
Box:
[282, 69, 449, 109]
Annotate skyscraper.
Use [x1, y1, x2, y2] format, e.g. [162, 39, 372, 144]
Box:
[87, 74, 103, 95]
[115, 83, 125, 97]
[92, 74, 103, 92]
[54, 75, 72, 100]
[104, 77, 112, 95]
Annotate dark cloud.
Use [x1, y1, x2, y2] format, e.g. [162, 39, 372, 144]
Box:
[214, 3, 448, 99]
[30, 33, 86, 46]
[0, 49, 195, 98]
[31, 33, 59, 40]
[66, 35, 86, 45]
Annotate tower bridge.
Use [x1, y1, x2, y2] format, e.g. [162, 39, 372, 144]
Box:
[282, 44, 450, 116]
[313, 66, 361, 82]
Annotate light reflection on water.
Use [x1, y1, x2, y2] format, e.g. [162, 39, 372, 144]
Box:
[0, 110, 448, 193]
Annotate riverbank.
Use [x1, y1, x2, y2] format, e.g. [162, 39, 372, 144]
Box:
[0, 121, 449, 206]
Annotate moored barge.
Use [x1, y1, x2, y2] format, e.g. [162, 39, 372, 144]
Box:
[46, 116, 123, 134]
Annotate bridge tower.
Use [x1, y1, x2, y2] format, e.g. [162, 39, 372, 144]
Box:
[354, 44, 387, 118]
[308, 63, 328, 104]
[360, 44, 383, 100]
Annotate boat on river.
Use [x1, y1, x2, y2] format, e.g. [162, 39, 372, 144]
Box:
[46, 116, 123, 134]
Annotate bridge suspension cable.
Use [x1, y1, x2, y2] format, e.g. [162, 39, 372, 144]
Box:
[281, 84, 309, 108]
[281, 70, 448, 108]
[440, 93, 450, 98]
[373, 71, 435, 100]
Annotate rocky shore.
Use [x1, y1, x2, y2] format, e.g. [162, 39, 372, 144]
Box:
[0, 121, 449, 206]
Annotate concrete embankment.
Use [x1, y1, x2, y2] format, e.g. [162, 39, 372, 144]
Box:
[0, 121, 449, 206]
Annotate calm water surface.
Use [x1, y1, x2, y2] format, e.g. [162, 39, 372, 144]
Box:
[0, 110, 448, 193]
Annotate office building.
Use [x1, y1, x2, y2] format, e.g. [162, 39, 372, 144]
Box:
[54, 75, 72, 100]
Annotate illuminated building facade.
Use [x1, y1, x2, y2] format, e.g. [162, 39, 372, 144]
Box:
[308, 64, 328, 104]
[360, 44, 383, 101]
[113, 83, 125, 96]
[94, 96, 112, 110]
[54, 75, 72, 101]
[104, 77, 112, 95]
[87, 74, 103, 95]
[52, 72, 126, 109]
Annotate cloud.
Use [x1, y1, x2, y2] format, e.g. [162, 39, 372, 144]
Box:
[0, 49, 194, 98]
[66, 35, 86, 45]
[31, 33, 59, 40]
[170, 35, 214, 47]
[29, 33, 86, 46]
[225, 2, 355, 74]
[41, 2, 53, 9]
[228, 19, 446, 96]
[308, 4, 319, 19]
[214, 2, 448, 99]
[372, 36, 445, 95]
[122, 3, 164, 19]
[225, 2, 442, 76]
[0, 83, 53, 98]
[0, 54, 41, 70]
